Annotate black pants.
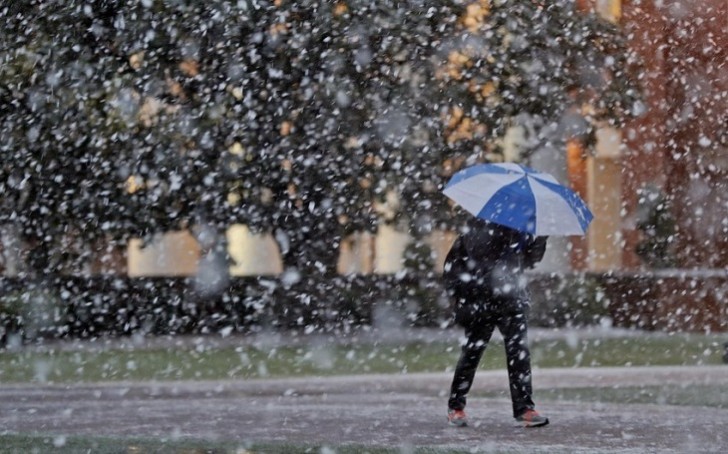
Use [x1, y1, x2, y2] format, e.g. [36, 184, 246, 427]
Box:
[448, 307, 535, 418]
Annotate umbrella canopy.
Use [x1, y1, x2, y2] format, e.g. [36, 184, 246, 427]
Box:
[443, 163, 593, 236]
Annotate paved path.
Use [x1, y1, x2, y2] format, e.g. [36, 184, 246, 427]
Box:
[1, 366, 726, 453]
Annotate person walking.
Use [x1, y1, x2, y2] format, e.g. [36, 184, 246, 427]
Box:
[443, 217, 549, 428]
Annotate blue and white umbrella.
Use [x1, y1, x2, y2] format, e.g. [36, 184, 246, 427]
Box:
[443, 163, 593, 236]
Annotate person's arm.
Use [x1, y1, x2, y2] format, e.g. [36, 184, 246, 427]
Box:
[523, 236, 548, 269]
[461, 220, 510, 264]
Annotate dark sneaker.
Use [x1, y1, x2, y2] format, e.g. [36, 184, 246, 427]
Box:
[447, 409, 468, 427]
[515, 409, 549, 428]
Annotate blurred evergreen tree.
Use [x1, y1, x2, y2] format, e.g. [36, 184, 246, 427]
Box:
[0, 0, 638, 279]
[393, 0, 640, 234]
[0, 1, 141, 276]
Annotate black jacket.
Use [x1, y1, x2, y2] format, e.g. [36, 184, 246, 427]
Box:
[443, 219, 547, 304]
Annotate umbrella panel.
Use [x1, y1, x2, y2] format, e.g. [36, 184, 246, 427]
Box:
[477, 178, 538, 234]
[443, 165, 594, 236]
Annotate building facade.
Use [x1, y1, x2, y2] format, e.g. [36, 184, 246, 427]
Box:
[620, 0, 728, 269]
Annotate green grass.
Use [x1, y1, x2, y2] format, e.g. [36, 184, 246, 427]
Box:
[538, 384, 728, 408]
[529, 334, 726, 368]
[0, 434, 482, 454]
[0, 434, 236, 454]
[0, 333, 724, 384]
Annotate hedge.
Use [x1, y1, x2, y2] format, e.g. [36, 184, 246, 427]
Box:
[1, 270, 725, 345]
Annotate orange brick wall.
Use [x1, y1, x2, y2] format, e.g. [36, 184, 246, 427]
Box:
[621, 0, 728, 269]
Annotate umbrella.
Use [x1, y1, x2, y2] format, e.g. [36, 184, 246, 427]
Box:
[443, 162, 593, 236]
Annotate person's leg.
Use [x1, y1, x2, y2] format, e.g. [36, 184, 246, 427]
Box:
[496, 309, 536, 418]
[448, 318, 495, 411]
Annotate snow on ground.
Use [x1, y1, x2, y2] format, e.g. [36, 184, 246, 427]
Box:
[0, 366, 726, 453]
[2, 328, 726, 452]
